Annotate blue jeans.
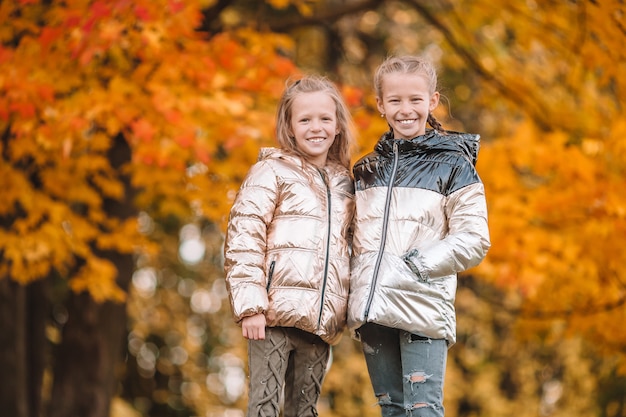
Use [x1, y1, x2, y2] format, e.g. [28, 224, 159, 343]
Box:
[359, 323, 447, 417]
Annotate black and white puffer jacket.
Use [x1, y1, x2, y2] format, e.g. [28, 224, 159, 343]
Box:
[348, 129, 490, 346]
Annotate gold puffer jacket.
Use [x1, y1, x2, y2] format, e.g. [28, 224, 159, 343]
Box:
[224, 148, 355, 345]
[348, 129, 491, 346]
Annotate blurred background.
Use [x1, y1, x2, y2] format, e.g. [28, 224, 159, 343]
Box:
[1, 1, 625, 416]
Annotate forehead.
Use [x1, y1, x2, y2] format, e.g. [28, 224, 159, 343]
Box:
[291, 91, 336, 113]
[381, 72, 431, 95]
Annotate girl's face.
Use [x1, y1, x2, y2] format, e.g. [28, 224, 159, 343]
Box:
[376, 72, 439, 140]
[290, 91, 339, 167]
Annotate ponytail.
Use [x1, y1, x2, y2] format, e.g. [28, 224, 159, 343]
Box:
[427, 113, 446, 133]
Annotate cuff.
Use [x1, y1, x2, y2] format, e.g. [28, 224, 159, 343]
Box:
[403, 249, 427, 282]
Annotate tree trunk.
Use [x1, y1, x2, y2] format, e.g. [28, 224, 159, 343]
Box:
[47, 134, 137, 417]
[46, 269, 131, 417]
[0, 278, 29, 417]
[0, 278, 50, 417]
[28, 279, 50, 417]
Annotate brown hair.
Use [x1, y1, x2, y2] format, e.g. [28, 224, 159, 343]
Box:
[275, 75, 355, 169]
[374, 55, 445, 132]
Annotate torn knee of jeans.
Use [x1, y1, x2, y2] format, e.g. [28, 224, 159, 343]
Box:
[410, 402, 430, 410]
[375, 392, 392, 405]
[405, 370, 431, 384]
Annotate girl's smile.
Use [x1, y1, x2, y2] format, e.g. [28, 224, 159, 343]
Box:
[377, 72, 439, 139]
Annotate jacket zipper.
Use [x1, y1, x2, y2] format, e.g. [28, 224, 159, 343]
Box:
[266, 260, 275, 291]
[317, 168, 332, 330]
[364, 142, 399, 318]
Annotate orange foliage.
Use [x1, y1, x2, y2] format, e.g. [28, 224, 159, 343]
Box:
[1, 0, 625, 380]
[412, 0, 626, 367]
[0, 0, 298, 301]
[476, 118, 626, 367]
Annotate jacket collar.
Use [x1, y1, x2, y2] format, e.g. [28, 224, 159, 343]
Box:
[374, 129, 480, 166]
[257, 147, 347, 176]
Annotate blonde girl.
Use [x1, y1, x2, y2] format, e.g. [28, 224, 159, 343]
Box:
[224, 75, 356, 417]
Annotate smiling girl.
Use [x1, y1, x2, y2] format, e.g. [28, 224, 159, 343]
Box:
[348, 55, 491, 417]
[224, 75, 356, 417]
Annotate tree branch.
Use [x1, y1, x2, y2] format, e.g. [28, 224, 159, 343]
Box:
[265, 0, 386, 32]
[198, 0, 235, 34]
[404, 0, 552, 130]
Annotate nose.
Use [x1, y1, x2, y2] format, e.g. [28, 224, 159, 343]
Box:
[310, 119, 322, 131]
[400, 100, 412, 113]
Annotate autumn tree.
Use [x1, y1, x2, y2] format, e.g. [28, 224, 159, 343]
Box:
[2, 0, 626, 417]
[124, 1, 626, 416]
[0, 1, 301, 416]
[243, 1, 626, 416]
[335, 1, 626, 415]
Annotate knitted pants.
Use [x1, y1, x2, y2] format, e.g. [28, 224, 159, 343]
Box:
[246, 326, 330, 417]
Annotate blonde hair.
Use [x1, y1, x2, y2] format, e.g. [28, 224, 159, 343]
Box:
[275, 75, 355, 169]
[374, 55, 445, 132]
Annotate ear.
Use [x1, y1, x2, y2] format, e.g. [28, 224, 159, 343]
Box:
[376, 97, 385, 115]
[429, 92, 440, 112]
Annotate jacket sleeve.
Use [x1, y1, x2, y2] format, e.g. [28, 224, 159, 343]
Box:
[224, 161, 278, 322]
[404, 181, 490, 280]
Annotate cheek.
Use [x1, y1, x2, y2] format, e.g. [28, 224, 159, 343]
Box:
[291, 124, 304, 138]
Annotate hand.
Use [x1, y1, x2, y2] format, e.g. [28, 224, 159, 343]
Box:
[241, 313, 266, 340]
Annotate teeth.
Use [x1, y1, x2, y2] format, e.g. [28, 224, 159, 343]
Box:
[399, 120, 416, 124]
[308, 138, 325, 142]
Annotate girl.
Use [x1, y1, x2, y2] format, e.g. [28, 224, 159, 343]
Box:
[224, 75, 356, 417]
[348, 55, 491, 417]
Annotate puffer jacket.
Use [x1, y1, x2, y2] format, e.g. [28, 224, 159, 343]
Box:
[224, 147, 355, 345]
[348, 129, 490, 346]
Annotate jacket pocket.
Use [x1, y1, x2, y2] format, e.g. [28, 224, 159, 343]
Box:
[266, 260, 276, 291]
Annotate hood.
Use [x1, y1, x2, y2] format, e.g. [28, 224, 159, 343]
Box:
[375, 129, 481, 166]
[257, 147, 348, 176]
[258, 147, 301, 164]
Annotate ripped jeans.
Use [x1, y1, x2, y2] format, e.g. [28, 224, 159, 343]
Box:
[246, 327, 330, 417]
[358, 323, 447, 417]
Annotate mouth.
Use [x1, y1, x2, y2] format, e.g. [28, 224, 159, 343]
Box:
[398, 119, 416, 125]
[307, 137, 326, 143]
